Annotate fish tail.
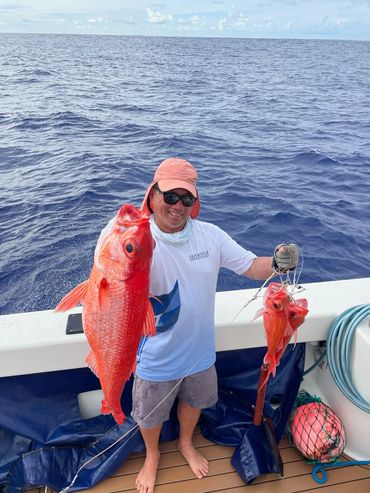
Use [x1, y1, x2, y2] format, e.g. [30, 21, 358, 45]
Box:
[112, 409, 125, 425]
[101, 399, 125, 425]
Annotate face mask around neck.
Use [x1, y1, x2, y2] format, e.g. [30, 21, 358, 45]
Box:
[150, 216, 193, 244]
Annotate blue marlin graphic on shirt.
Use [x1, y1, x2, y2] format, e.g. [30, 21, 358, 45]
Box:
[150, 280, 180, 334]
[137, 281, 180, 359]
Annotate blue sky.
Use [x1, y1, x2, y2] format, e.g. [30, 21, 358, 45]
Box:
[1, 1, 370, 40]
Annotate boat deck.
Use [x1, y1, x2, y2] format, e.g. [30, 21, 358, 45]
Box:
[28, 428, 370, 493]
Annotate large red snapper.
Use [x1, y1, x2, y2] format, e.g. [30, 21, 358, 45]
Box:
[55, 204, 155, 424]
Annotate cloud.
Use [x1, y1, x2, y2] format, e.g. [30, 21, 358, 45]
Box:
[218, 11, 249, 30]
[146, 7, 172, 24]
[233, 13, 249, 29]
[335, 17, 349, 27]
[190, 15, 202, 25]
[87, 16, 108, 24]
[0, 3, 26, 11]
[218, 17, 227, 30]
[177, 13, 207, 30]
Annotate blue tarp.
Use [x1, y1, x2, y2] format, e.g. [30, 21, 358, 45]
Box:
[0, 344, 305, 492]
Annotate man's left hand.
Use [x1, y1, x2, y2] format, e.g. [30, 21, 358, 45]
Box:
[272, 243, 299, 274]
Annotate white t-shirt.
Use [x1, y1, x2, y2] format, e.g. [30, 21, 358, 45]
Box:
[136, 218, 256, 381]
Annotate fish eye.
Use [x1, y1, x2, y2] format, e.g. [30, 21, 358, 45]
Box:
[273, 302, 282, 311]
[123, 239, 140, 257]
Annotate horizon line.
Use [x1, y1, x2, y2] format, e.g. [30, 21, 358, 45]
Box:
[0, 30, 369, 43]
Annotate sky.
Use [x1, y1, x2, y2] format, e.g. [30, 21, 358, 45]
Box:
[0, 0, 370, 40]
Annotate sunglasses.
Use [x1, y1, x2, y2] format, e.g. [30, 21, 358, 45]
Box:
[154, 183, 197, 207]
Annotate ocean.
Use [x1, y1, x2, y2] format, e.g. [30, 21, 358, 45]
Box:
[1, 33, 370, 315]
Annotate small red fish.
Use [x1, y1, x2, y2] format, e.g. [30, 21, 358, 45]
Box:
[255, 283, 309, 388]
[254, 282, 308, 425]
[260, 282, 291, 384]
[55, 204, 156, 424]
[276, 298, 309, 362]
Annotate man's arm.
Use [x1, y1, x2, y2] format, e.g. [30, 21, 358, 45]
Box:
[243, 256, 275, 280]
[243, 243, 299, 280]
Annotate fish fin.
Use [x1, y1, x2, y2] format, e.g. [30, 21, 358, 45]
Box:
[253, 308, 264, 320]
[295, 298, 308, 309]
[55, 280, 89, 312]
[98, 277, 109, 310]
[143, 300, 156, 336]
[259, 365, 272, 390]
[101, 399, 110, 414]
[149, 292, 163, 305]
[86, 350, 100, 378]
[283, 321, 293, 339]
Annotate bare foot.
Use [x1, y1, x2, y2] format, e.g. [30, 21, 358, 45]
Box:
[135, 452, 160, 493]
[178, 441, 209, 479]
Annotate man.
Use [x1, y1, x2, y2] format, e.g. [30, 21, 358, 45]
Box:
[133, 157, 298, 493]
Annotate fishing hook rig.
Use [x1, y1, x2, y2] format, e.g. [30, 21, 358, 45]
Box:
[230, 244, 305, 324]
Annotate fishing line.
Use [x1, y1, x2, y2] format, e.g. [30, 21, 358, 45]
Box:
[289, 244, 304, 298]
[230, 271, 275, 323]
[59, 358, 202, 493]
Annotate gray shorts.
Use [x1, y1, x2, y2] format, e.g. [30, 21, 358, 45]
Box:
[131, 365, 218, 429]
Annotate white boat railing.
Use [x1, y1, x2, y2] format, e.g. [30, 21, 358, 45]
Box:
[1, 277, 369, 378]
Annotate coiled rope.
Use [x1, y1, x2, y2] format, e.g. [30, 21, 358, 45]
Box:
[311, 304, 370, 484]
[326, 304, 370, 413]
[312, 460, 370, 484]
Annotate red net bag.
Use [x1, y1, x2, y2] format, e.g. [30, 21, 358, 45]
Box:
[289, 391, 346, 463]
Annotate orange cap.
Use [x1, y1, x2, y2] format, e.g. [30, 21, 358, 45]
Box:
[141, 158, 200, 219]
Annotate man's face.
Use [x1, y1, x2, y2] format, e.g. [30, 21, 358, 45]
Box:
[149, 187, 194, 233]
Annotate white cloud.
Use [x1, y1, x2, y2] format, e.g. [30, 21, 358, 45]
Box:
[177, 14, 207, 29]
[190, 15, 201, 25]
[218, 17, 227, 30]
[218, 11, 249, 30]
[233, 12, 249, 29]
[335, 17, 349, 27]
[146, 7, 172, 24]
[87, 17, 107, 24]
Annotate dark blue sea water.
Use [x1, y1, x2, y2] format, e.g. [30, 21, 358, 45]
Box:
[1, 33, 370, 315]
